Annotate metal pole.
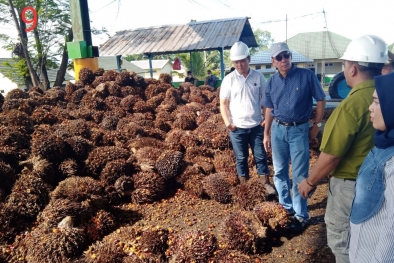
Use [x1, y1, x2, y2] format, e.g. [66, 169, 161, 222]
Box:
[8, 0, 40, 87]
[148, 54, 153, 78]
[189, 51, 193, 73]
[219, 48, 225, 79]
[116, 55, 122, 72]
[286, 14, 287, 43]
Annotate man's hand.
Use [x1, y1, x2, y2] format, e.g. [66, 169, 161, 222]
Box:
[297, 179, 315, 199]
[263, 134, 271, 152]
[309, 124, 320, 140]
[228, 123, 236, 131]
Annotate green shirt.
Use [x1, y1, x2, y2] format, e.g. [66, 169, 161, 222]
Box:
[320, 80, 375, 179]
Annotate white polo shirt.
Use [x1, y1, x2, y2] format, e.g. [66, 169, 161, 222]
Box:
[220, 68, 266, 128]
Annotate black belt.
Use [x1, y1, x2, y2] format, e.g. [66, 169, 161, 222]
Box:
[274, 118, 308, 126]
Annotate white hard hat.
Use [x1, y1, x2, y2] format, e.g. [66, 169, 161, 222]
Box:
[340, 35, 388, 66]
[230, 41, 250, 61]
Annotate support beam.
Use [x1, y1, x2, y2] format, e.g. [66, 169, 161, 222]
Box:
[219, 47, 225, 79]
[116, 55, 122, 72]
[190, 51, 193, 73]
[69, 0, 92, 45]
[148, 54, 153, 78]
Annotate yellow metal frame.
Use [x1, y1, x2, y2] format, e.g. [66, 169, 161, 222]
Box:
[74, 57, 99, 80]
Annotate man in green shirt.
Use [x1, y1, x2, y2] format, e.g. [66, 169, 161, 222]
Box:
[298, 35, 388, 263]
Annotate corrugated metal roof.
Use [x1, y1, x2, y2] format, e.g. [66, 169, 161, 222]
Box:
[250, 50, 313, 65]
[99, 17, 257, 56]
[287, 31, 351, 60]
[46, 68, 74, 82]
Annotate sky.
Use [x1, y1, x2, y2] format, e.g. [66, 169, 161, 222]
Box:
[0, 0, 392, 58]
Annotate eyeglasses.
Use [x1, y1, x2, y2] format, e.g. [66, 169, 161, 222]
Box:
[274, 52, 291, 62]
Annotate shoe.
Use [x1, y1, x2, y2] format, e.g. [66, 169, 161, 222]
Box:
[238, 176, 248, 184]
[259, 175, 277, 196]
[289, 217, 308, 233]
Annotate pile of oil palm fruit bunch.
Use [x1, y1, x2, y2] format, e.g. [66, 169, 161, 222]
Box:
[0, 68, 293, 263]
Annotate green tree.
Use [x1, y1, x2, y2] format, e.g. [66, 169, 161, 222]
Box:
[0, 0, 72, 89]
[0, 0, 106, 90]
[177, 52, 206, 79]
[250, 28, 274, 55]
[388, 43, 394, 53]
[123, 54, 147, 61]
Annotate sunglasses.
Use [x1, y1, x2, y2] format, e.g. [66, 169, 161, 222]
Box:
[274, 52, 291, 61]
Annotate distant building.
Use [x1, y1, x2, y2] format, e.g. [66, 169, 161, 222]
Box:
[287, 31, 351, 79]
[129, 59, 187, 82]
[249, 50, 313, 79]
[98, 56, 146, 75]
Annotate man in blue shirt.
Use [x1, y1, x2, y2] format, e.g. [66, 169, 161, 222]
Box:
[204, 70, 218, 88]
[262, 42, 326, 231]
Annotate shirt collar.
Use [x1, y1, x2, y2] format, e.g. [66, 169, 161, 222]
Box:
[277, 64, 297, 78]
[234, 68, 251, 78]
[349, 79, 375, 96]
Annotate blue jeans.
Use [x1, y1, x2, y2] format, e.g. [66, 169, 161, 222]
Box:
[229, 125, 269, 177]
[271, 121, 310, 221]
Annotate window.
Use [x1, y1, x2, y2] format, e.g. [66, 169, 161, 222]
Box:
[0, 90, 4, 93]
[266, 65, 271, 69]
[255, 65, 261, 70]
[325, 63, 333, 67]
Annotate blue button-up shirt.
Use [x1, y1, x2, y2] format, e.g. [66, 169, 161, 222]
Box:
[262, 65, 325, 122]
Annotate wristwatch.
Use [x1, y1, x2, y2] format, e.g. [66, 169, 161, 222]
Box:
[313, 122, 322, 128]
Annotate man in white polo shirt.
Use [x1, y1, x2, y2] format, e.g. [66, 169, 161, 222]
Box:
[220, 41, 275, 194]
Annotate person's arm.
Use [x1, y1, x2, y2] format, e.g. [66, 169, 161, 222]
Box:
[259, 75, 267, 127]
[261, 106, 266, 126]
[220, 98, 235, 131]
[372, 164, 394, 263]
[298, 152, 341, 198]
[263, 108, 274, 152]
[309, 98, 326, 139]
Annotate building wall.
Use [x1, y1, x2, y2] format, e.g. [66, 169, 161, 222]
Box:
[250, 64, 272, 70]
[0, 72, 24, 96]
[311, 59, 343, 75]
[142, 70, 159, 79]
[141, 62, 180, 80]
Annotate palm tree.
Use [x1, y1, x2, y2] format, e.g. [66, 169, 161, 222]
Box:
[178, 52, 206, 79]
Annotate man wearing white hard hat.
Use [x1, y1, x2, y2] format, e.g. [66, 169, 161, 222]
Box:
[262, 42, 326, 233]
[298, 35, 388, 263]
[220, 41, 275, 195]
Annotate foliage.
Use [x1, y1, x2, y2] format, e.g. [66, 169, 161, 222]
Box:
[1, 58, 28, 86]
[0, 0, 72, 88]
[0, 0, 106, 89]
[389, 43, 394, 53]
[177, 52, 206, 79]
[123, 54, 147, 62]
[250, 28, 274, 55]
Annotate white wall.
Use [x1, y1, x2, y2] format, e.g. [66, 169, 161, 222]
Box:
[0, 72, 22, 96]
